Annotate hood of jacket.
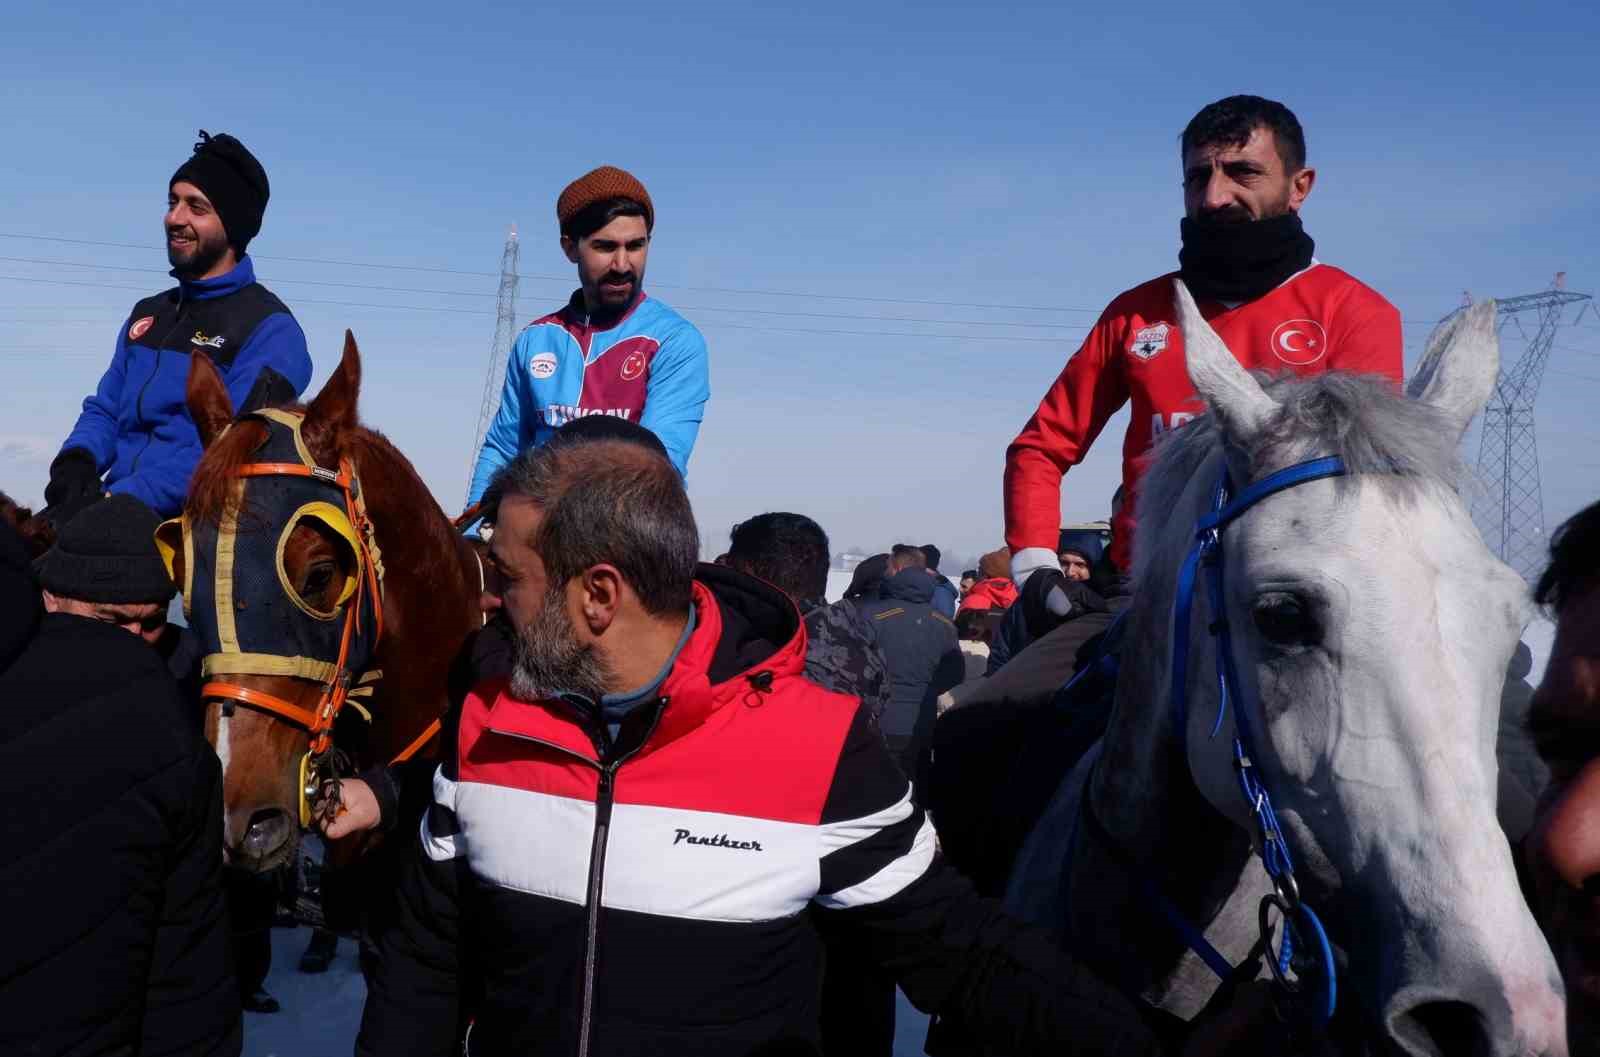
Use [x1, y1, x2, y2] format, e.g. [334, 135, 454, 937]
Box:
[960, 576, 1019, 612]
[483, 562, 806, 760]
[879, 568, 937, 605]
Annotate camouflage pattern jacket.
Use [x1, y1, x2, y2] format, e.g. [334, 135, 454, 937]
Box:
[800, 597, 892, 722]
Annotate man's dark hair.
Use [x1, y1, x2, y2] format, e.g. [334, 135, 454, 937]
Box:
[954, 608, 990, 643]
[1535, 499, 1600, 613]
[561, 197, 652, 241]
[726, 513, 831, 603]
[490, 425, 697, 615]
[919, 544, 942, 571]
[481, 416, 667, 527]
[1181, 95, 1307, 172]
[890, 543, 927, 571]
[960, 569, 978, 582]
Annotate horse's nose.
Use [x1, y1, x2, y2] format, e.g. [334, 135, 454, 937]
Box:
[1386, 979, 1567, 1057]
[239, 808, 296, 869]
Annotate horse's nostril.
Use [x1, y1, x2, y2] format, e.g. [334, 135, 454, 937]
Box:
[1391, 999, 1490, 1057]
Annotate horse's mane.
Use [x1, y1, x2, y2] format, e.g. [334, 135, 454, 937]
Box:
[1133, 371, 1462, 588]
[0, 490, 54, 558]
[185, 415, 279, 525]
[185, 402, 458, 561]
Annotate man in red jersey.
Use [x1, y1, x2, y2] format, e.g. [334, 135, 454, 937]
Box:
[1004, 95, 1403, 588]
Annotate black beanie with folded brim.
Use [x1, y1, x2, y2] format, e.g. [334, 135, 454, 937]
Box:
[34, 494, 175, 605]
[171, 130, 269, 254]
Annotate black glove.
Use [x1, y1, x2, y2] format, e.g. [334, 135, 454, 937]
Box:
[1020, 567, 1110, 643]
[41, 448, 104, 527]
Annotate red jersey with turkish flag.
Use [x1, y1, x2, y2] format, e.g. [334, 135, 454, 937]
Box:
[1004, 263, 1403, 571]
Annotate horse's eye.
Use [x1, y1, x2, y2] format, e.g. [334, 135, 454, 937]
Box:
[1252, 592, 1319, 648]
[302, 562, 336, 600]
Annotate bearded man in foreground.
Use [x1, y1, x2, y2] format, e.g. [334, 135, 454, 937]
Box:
[359, 418, 1266, 1057]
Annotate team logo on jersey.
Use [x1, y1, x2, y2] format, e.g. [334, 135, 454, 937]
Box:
[190, 331, 226, 350]
[530, 352, 558, 379]
[620, 349, 648, 381]
[128, 316, 155, 341]
[1130, 323, 1170, 361]
[1270, 319, 1327, 366]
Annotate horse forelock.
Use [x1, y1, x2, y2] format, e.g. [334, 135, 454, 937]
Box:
[185, 416, 275, 525]
[1132, 371, 1464, 591]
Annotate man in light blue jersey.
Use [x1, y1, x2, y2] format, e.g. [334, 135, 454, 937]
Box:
[467, 166, 710, 505]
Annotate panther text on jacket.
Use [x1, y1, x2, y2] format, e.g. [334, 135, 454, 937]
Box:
[673, 828, 763, 851]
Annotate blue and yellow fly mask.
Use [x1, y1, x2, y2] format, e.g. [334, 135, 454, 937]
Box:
[157, 408, 386, 825]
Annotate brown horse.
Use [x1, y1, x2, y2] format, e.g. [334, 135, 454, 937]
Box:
[0, 492, 55, 558]
[170, 332, 482, 872]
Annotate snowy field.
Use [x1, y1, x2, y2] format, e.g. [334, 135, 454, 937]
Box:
[244, 925, 933, 1056]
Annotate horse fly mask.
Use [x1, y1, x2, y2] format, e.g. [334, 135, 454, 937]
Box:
[156, 408, 386, 827]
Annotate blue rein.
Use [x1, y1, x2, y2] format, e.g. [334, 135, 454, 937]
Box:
[1167, 454, 1346, 1026]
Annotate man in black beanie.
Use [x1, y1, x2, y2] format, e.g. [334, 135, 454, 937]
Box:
[37, 495, 285, 1014]
[0, 497, 241, 1056]
[45, 130, 312, 522]
[35, 493, 176, 642]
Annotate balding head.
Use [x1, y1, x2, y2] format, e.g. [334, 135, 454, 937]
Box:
[491, 433, 698, 615]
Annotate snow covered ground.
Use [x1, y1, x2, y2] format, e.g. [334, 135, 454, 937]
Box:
[244, 925, 933, 1057]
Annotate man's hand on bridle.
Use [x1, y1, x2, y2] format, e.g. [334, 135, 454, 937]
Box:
[318, 777, 382, 839]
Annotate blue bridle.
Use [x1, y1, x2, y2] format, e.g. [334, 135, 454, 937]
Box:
[1168, 453, 1346, 1025]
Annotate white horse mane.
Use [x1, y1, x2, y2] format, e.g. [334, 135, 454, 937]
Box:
[1132, 370, 1464, 591]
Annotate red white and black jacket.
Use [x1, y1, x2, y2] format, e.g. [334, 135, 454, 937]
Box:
[357, 565, 1166, 1057]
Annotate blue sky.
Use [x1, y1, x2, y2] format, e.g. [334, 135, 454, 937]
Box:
[2, 0, 1596, 562]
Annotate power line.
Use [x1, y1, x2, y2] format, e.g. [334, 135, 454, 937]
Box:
[0, 273, 1076, 345]
[0, 254, 1091, 331]
[698, 320, 1068, 344]
[0, 231, 1100, 314]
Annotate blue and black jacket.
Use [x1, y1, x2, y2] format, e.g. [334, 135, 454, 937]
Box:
[60, 256, 311, 517]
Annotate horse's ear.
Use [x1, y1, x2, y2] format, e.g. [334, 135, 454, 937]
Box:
[187, 351, 235, 449]
[303, 331, 362, 456]
[1406, 300, 1499, 440]
[1173, 279, 1277, 442]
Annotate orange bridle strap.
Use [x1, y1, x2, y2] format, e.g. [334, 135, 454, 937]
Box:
[202, 680, 324, 731]
[211, 454, 381, 759]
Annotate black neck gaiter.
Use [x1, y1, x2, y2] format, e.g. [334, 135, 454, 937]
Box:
[1178, 213, 1315, 304]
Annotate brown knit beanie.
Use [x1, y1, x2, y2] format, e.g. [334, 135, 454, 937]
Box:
[978, 548, 1012, 581]
[556, 166, 654, 233]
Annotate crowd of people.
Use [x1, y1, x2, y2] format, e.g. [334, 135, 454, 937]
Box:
[2, 93, 1598, 1057]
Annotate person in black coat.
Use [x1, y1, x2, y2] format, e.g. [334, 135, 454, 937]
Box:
[0, 497, 240, 1057]
[854, 545, 966, 792]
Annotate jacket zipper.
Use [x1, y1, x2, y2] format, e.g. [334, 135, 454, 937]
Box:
[577, 767, 613, 1057]
[487, 700, 665, 1057]
[128, 292, 189, 477]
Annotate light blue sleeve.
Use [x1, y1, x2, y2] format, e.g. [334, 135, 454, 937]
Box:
[467, 331, 532, 506]
[638, 323, 710, 478]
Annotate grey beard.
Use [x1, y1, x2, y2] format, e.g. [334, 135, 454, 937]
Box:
[509, 590, 614, 703]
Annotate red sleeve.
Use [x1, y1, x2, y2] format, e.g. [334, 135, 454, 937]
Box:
[1330, 289, 1403, 385]
[1003, 314, 1130, 555]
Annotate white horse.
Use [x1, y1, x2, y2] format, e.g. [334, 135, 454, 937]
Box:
[1004, 282, 1567, 1055]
